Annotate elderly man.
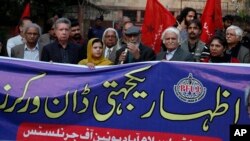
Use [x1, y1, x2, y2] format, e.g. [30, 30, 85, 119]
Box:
[225, 25, 250, 63]
[102, 28, 121, 63]
[11, 23, 43, 61]
[41, 17, 84, 64]
[156, 27, 194, 61]
[120, 21, 134, 46]
[115, 26, 155, 64]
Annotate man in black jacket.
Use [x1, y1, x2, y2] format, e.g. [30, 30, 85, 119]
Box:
[115, 26, 155, 64]
[41, 18, 84, 64]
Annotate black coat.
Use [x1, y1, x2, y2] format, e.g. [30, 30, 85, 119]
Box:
[115, 43, 156, 64]
[41, 41, 84, 64]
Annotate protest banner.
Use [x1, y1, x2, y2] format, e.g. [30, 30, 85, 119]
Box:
[0, 57, 250, 140]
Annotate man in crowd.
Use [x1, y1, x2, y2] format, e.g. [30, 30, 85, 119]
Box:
[241, 20, 250, 49]
[11, 23, 43, 61]
[69, 19, 85, 45]
[225, 25, 250, 63]
[39, 18, 56, 47]
[156, 27, 194, 61]
[115, 26, 155, 64]
[6, 17, 32, 56]
[176, 7, 197, 41]
[69, 18, 87, 59]
[120, 21, 134, 46]
[114, 16, 131, 38]
[222, 15, 234, 32]
[102, 28, 121, 63]
[88, 16, 105, 40]
[180, 19, 208, 62]
[41, 17, 84, 64]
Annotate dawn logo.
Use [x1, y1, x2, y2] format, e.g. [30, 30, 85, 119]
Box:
[174, 73, 207, 103]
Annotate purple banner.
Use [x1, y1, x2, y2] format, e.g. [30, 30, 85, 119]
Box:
[0, 57, 250, 140]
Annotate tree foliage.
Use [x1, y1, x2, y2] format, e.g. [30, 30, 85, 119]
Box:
[0, 0, 78, 26]
[0, 0, 23, 25]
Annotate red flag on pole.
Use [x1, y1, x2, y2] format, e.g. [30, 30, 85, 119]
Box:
[141, 0, 176, 53]
[200, 0, 223, 44]
[14, 3, 31, 35]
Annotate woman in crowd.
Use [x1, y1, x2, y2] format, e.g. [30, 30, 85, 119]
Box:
[202, 35, 239, 63]
[78, 38, 113, 69]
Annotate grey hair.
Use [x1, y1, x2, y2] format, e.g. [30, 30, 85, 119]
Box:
[161, 27, 181, 44]
[226, 25, 243, 40]
[23, 23, 42, 36]
[54, 17, 71, 29]
[102, 28, 121, 50]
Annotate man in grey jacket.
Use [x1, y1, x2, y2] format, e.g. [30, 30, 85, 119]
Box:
[11, 23, 43, 61]
[226, 25, 250, 63]
[157, 27, 194, 62]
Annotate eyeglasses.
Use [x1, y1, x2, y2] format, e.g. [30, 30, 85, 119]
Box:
[26, 33, 39, 36]
[105, 35, 116, 39]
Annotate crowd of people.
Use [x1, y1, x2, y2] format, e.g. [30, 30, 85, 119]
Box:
[0, 6, 250, 69]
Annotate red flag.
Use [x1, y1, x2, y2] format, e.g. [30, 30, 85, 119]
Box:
[200, 0, 223, 44]
[21, 3, 31, 19]
[14, 3, 31, 35]
[141, 0, 176, 53]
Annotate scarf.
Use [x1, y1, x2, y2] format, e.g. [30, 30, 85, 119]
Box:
[78, 38, 112, 65]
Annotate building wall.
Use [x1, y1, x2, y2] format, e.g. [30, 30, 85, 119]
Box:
[65, 0, 248, 38]
[93, 0, 246, 22]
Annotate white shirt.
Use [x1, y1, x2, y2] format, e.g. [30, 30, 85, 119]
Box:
[105, 47, 113, 58]
[7, 35, 24, 57]
[24, 44, 40, 61]
[166, 49, 177, 61]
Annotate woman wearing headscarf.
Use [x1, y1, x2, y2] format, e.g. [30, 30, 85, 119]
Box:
[78, 38, 113, 69]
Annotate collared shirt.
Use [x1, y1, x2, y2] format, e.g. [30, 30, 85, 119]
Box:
[24, 44, 40, 61]
[165, 49, 177, 61]
[105, 47, 113, 58]
[55, 43, 71, 63]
